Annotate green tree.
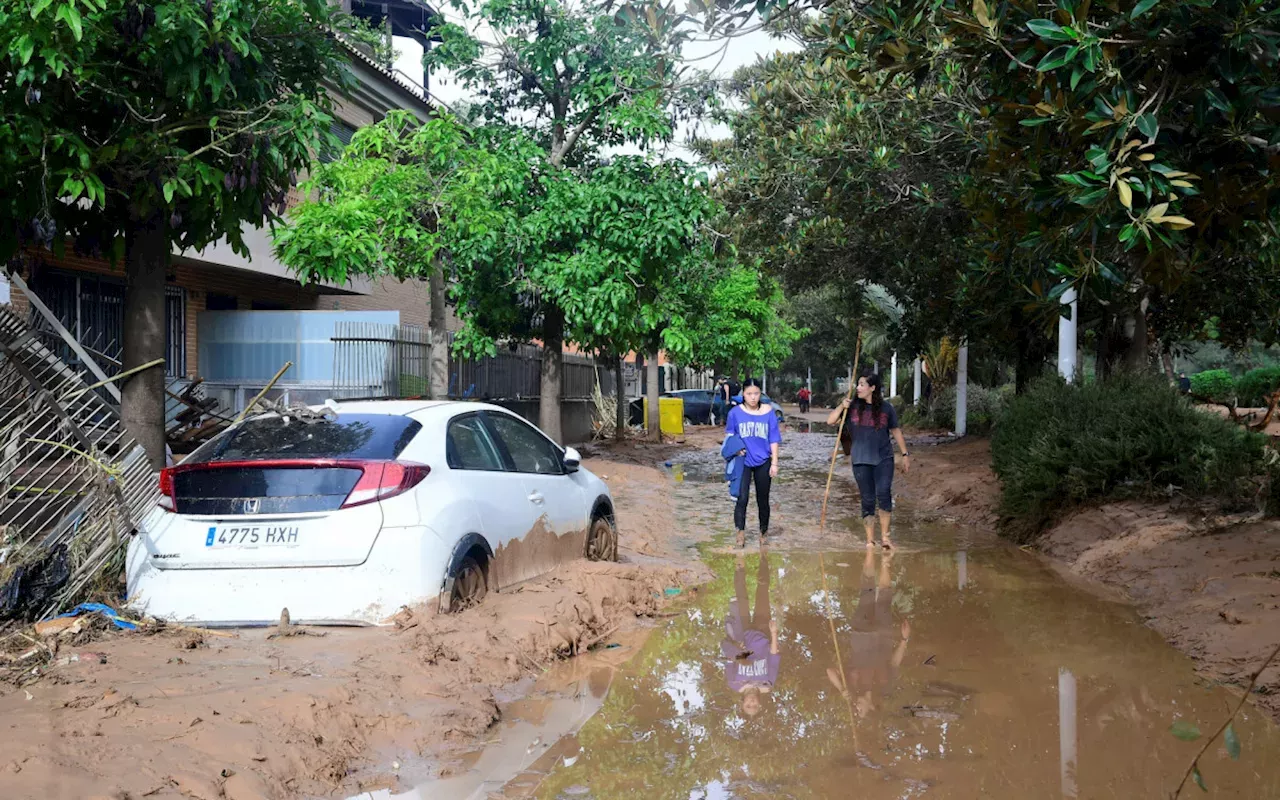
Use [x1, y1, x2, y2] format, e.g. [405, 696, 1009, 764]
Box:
[684, 262, 803, 381]
[727, 0, 1280, 376]
[0, 0, 353, 465]
[424, 0, 710, 442]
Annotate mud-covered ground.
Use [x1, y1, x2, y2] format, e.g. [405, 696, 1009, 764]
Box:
[0, 451, 707, 800]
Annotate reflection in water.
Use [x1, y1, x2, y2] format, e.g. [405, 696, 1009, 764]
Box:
[529, 542, 1280, 799]
[956, 550, 967, 591]
[724, 549, 780, 718]
[828, 549, 908, 726]
[1059, 668, 1078, 799]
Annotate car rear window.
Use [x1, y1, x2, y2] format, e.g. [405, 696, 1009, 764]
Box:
[191, 414, 422, 464]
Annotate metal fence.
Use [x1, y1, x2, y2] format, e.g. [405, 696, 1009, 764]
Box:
[0, 304, 159, 619]
[331, 323, 615, 401]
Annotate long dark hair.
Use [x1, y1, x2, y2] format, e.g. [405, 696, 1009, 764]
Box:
[852, 371, 885, 427]
[742, 378, 764, 409]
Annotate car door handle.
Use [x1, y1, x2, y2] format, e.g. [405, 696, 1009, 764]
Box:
[528, 492, 544, 504]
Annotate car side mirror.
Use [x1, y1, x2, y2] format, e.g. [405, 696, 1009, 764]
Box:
[562, 446, 582, 473]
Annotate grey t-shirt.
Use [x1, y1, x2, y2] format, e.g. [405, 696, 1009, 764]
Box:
[843, 401, 900, 466]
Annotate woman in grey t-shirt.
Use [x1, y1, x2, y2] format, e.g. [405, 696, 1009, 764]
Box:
[828, 371, 911, 549]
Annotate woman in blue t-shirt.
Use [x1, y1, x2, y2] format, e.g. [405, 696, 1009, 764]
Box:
[724, 379, 782, 548]
[828, 371, 910, 549]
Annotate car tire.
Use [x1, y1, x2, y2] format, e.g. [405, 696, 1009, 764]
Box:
[585, 515, 618, 562]
[450, 555, 488, 612]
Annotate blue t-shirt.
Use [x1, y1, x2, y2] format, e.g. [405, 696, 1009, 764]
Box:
[725, 405, 782, 467]
[842, 401, 900, 465]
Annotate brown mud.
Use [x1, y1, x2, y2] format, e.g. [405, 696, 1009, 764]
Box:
[0, 446, 704, 799]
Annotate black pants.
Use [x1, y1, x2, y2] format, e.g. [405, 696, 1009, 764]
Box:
[799, 399, 810, 413]
[734, 463, 772, 533]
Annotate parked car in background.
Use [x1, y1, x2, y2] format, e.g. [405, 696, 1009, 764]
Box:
[664, 389, 715, 425]
[730, 393, 787, 425]
[128, 401, 617, 625]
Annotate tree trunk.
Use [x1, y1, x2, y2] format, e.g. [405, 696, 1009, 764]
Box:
[1161, 347, 1176, 381]
[646, 350, 661, 443]
[615, 354, 626, 441]
[122, 217, 169, 469]
[539, 304, 565, 444]
[427, 265, 449, 400]
[1125, 302, 1150, 371]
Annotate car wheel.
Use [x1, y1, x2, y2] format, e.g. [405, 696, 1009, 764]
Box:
[585, 515, 618, 562]
[450, 555, 488, 612]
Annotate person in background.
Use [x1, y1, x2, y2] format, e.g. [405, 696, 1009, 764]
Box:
[723, 547, 780, 718]
[725, 375, 742, 410]
[712, 377, 728, 425]
[797, 385, 812, 414]
[828, 371, 910, 550]
[1178, 372, 1192, 394]
[725, 379, 781, 548]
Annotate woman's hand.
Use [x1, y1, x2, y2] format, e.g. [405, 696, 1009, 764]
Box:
[899, 454, 911, 474]
[769, 461, 779, 478]
[841, 397, 852, 409]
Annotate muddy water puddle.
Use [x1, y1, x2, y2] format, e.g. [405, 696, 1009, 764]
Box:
[383, 433, 1280, 798]
[523, 544, 1280, 798]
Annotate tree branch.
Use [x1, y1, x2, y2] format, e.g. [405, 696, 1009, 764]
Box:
[551, 91, 623, 166]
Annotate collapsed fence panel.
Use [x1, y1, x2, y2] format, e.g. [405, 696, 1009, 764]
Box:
[0, 305, 159, 622]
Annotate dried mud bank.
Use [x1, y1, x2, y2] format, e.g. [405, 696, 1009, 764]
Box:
[902, 435, 1280, 722]
[0, 448, 704, 799]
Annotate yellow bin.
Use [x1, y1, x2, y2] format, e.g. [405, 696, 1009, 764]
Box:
[642, 397, 685, 436]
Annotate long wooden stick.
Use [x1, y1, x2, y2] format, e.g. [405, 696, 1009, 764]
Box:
[817, 330, 863, 754]
[819, 331, 863, 530]
[234, 361, 294, 424]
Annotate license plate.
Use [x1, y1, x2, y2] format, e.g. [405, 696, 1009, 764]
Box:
[205, 525, 301, 548]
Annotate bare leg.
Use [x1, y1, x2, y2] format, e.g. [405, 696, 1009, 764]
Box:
[864, 517, 876, 548]
[878, 510, 894, 549]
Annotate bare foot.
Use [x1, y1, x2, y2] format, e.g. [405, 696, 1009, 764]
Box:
[881, 538, 895, 551]
[865, 541, 876, 550]
[736, 530, 746, 549]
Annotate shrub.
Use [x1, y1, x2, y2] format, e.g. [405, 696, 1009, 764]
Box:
[905, 384, 1008, 434]
[1190, 369, 1236, 404]
[1237, 366, 1280, 408]
[992, 374, 1270, 542]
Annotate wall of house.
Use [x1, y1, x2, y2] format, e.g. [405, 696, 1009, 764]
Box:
[9, 249, 446, 379]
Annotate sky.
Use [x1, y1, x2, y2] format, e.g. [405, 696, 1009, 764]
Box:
[391, 13, 802, 165]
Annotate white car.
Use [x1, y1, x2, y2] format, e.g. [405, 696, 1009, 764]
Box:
[126, 401, 617, 625]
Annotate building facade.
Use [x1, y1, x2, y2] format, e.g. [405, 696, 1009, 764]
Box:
[6, 2, 447, 382]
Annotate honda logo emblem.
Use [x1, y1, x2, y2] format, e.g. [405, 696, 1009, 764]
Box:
[241, 498, 260, 515]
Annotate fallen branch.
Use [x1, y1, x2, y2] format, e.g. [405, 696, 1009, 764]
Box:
[234, 361, 294, 425]
[1171, 638, 1280, 798]
[61, 358, 165, 403]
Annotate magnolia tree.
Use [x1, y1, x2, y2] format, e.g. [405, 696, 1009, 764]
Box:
[0, 0, 353, 465]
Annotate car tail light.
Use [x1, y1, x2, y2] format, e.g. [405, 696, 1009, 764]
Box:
[341, 461, 431, 508]
[158, 468, 175, 512]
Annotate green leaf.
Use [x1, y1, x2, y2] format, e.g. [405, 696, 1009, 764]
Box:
[1224, 722, 1241, 760]
[1074, 187, 1108, 206]
[163, 181, 175, 204]
[1026, 19, 1072, 41]
[1171, 720, 1202, 742]
[1205, 87, 1231, 113]
[1070, 65, 1085, 90]
[1020, 117, 1054, 127]
[55, 3, 83, 40]
[1131, 0, 1160, 19]
[1136, 113, 1159, 139]
[1037, 46, 1073, 72]
[1193, 765, 1207, 792]
[30, 0, 53, 18]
